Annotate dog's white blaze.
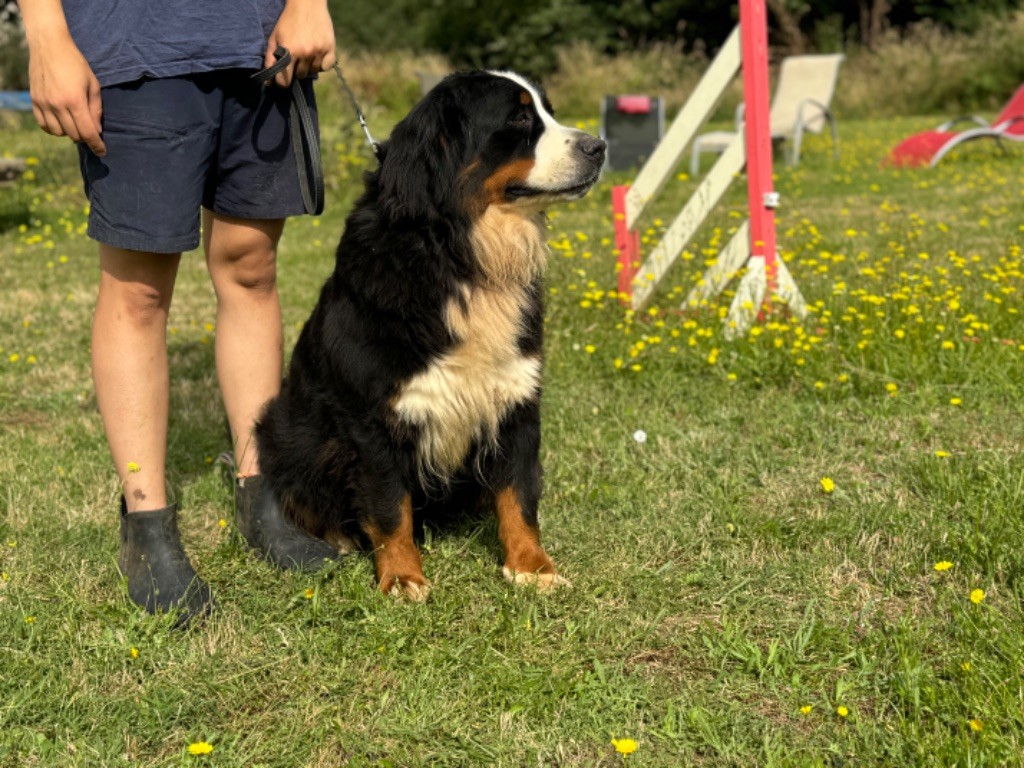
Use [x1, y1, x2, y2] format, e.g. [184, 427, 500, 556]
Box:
[491, 70, 591, 191]
[393, 282, 541, 479]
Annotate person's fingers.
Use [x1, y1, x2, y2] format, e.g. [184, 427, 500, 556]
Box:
[322, 49, 337, 71]
[60, 108, 83, 142]
[294, 58, 310, 81]
[41, 109, 65, 137]
[74, 109, 106, 156]
[264, 34, 279, 72]
[276, 60, 295, 88]
[31, 104, 48, 132]
[81, 77, 107, 155]
[310, 54, 324, 75]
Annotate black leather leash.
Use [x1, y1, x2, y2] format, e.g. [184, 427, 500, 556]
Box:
[253, 46, 380, 216]
[253, 46, 324, 215]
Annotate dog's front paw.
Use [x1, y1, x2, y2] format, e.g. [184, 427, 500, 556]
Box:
[381, 574, 431, 602]
[502, 567, 571, 592]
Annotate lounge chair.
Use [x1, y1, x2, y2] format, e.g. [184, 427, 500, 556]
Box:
[886, 85, 1024, 167]
[690, 53, 843, 175]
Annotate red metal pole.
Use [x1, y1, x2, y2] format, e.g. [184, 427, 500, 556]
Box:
[739, 0, 778, 297]
[612, 184, 640, 301]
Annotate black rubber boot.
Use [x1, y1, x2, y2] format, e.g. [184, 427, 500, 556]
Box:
[235, 475, 338, 571]
[118, 499, 213, 628]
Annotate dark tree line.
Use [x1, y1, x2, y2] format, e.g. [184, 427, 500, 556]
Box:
[329, 0, 1023, 75]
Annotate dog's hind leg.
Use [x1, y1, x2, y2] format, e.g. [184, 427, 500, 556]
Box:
[364, 493, 430, 602]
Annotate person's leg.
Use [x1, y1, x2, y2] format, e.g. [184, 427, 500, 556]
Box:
[92, 243, 212, 625]
[93, 244, 180, 511]
[203, 209, 284, 476]
[204, 209, 338, 570]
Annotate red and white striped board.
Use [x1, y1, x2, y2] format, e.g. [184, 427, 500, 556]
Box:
[612, 0, 806, 337]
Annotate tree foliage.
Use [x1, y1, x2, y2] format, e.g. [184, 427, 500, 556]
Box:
[329, 0, 1024, 75]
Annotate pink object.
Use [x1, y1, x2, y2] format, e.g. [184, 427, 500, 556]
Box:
[612, 185, 640, 300]
[616, 96, 652, 114]
[739, 0, 778, 298]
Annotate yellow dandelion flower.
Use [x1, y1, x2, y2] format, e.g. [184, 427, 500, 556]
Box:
[836, 705, 849, 718]
[969, 719, 983, 732]
[941, 340, 955, 350]
[611, 738, 638, 756]
[187, 742, 214, 755]
[885, 382, 898, 396]
[304, 588, 315, 600]
[961, 661, 971, 672]
[970, 589, 985, 604]
[130, 647, 139, 659]
[934, 450, 950, 458]
[933, 561, 953, 572]
[584, 344, 596, 354]
[799, 705, 813, 715]
[218, 519, 227, 529]
[127, 461, 141, 474]
[820, 477, 835, 494]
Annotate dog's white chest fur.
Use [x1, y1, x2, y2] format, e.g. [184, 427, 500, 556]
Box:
[393, 282, 540, 478]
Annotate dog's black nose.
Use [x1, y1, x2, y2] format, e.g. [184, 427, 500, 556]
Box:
[578, 135, 607, 160]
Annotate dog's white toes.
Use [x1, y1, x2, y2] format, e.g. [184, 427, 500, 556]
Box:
[502, 567, 571, 592]
[387, 579, 431, 603]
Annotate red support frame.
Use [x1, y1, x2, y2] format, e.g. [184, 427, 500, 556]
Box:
[612, 184, 640, 300]
[738, 0, 778, 297]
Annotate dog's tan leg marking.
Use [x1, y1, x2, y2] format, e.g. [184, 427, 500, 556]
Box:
[366, 495, 430, 602]
[496, 487, 568, 592]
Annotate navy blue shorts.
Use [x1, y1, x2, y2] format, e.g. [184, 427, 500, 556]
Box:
[78, 70, 318, 254]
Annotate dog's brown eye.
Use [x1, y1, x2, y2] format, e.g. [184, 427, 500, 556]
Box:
[509, 111, 533, 128]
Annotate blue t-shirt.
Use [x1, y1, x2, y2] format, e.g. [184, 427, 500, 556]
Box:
[64, 0, 286, 87]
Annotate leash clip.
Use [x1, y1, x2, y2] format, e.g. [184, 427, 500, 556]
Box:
[331, 62, 380, 160]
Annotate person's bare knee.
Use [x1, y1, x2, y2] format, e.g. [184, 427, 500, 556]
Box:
[205, 212, 283, 298]
[97, 246, 179, 329]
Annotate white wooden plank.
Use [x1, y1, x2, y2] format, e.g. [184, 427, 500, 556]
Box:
[625, 26, 742, 230]
[683, 220, 750, 309]
[630, 133, 746, 310]
[775, 256, 808, 320]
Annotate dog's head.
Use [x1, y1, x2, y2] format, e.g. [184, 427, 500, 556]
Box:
[375, 71, 606, 223]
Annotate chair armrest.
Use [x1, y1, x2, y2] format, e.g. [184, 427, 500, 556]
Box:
[994, 114, 1024, 131]
[797, 98, 831, 126]
[936, 115, 989, 131]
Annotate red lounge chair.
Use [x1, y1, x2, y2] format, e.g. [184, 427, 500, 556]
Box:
[887, 85, 1024, 167]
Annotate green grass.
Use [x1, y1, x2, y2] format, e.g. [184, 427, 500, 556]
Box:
[2, 88, 1024, 766]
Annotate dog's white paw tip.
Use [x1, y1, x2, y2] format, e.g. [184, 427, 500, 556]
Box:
[503, 567, 571, 592]
[387, 580, 431, 603]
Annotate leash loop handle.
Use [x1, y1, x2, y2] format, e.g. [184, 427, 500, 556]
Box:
[253, 46, 324, 215]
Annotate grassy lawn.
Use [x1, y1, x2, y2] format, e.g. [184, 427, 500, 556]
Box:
[2, 86, 1024, 767]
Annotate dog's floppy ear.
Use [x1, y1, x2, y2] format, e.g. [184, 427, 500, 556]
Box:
[376, 87, 464, 222]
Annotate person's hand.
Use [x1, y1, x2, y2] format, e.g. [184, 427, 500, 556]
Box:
[27, 29, 106, 156]
[265, 0, 337, 87]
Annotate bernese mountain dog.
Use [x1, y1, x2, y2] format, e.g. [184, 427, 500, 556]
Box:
[256, 71, 606, 600]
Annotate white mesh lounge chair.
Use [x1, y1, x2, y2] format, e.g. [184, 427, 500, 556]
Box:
[690, 53, 843, 175]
